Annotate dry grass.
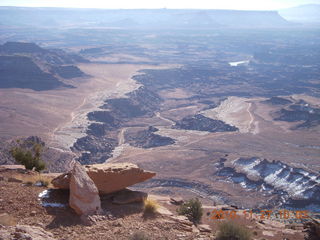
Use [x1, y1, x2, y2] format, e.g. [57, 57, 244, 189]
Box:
[13, 174, 53, 187]
[143, 198, 159, 215]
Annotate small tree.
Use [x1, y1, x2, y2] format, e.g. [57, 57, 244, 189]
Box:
[10, 142, 46, 172]
[177, 198, 203, 224]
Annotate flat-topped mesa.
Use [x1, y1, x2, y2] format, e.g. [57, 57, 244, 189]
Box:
[52, 162, 156, 194]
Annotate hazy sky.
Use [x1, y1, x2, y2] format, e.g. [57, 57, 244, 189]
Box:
[1, 0, 319, 10]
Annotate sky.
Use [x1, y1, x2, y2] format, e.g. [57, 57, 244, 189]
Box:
[0, 0, 319, 10]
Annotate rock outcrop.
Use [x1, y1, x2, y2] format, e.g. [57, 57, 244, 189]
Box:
[170, 197, 184, 205]
[0, 225, 56, 240]
[125, 126, 175, 149]
[304, 218, 320, 240]
[173, 114, 238, 133]
[52, 162, 156, 194]
[69, 162, 101, 216]
[51, 172, 70, 189]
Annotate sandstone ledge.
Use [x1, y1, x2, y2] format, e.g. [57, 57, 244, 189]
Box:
[52, 162, 156, 194]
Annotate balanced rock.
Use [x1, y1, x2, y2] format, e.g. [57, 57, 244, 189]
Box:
[52, 162, 155, 194]
[51, 172, 69, 189]
[69, 162, 101, 216]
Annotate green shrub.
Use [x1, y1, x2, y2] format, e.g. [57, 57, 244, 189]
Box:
[10, 142, 46, 172]
[217, 221, 251, 240]
[177, 198, 203, 224]
[130, 231, 150, 240]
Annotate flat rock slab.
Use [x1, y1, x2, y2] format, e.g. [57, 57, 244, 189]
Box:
[52, 162, 155, 194]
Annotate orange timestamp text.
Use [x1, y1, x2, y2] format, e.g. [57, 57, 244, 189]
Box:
[211, 209, 310, 220]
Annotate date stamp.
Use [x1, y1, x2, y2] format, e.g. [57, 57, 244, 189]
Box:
[211, 209, 310, 220]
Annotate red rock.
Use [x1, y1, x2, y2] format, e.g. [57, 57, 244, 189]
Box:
[52, 162, 155, 194]
[69, 162, 101, 216]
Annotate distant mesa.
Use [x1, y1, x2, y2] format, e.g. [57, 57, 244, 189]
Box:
[0, 55, 68, 91]
[51, 65, 84, 79]
[87, 111, 121, 128]
[279, 4, 320, 23]
[0, 42, 88, 64]
[273, 100, 320, 129]
[0, 42, 87, 91]
[0, 7, 291, 29]
[173, 114, 238, 133]
[0, 42, 45, 54]
[72, 135, 117, 165]
[102, 87, 162, 118]
[125, 126, 175, 149]
[262, 96, 293, 105]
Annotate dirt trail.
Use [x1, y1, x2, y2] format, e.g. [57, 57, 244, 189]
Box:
[156, 112, 175, 125]
[118, 127, 128, 145]
[247, 102, 256, 133]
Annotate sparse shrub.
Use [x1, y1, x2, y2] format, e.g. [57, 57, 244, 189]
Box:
[144, 198, 159, 215]
[217, 221, 251, 240]
[10, 141, 46, 172]
[130, 231, 150, 240]
[177, 198, 203, 224]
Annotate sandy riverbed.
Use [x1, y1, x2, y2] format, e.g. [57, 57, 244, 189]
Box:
[201, 96, 261, 134]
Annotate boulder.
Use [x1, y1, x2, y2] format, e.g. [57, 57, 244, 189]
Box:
[52, 162, 155, 194]
[170, 197, 184, 205]
[170, 215, 193, 226]
[174, 217, 194, 232]
[157, 206, 173, 216]
[197, 224, 212, 233]
[112, 189, 147, 205]
[69, 162, 101, 216]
